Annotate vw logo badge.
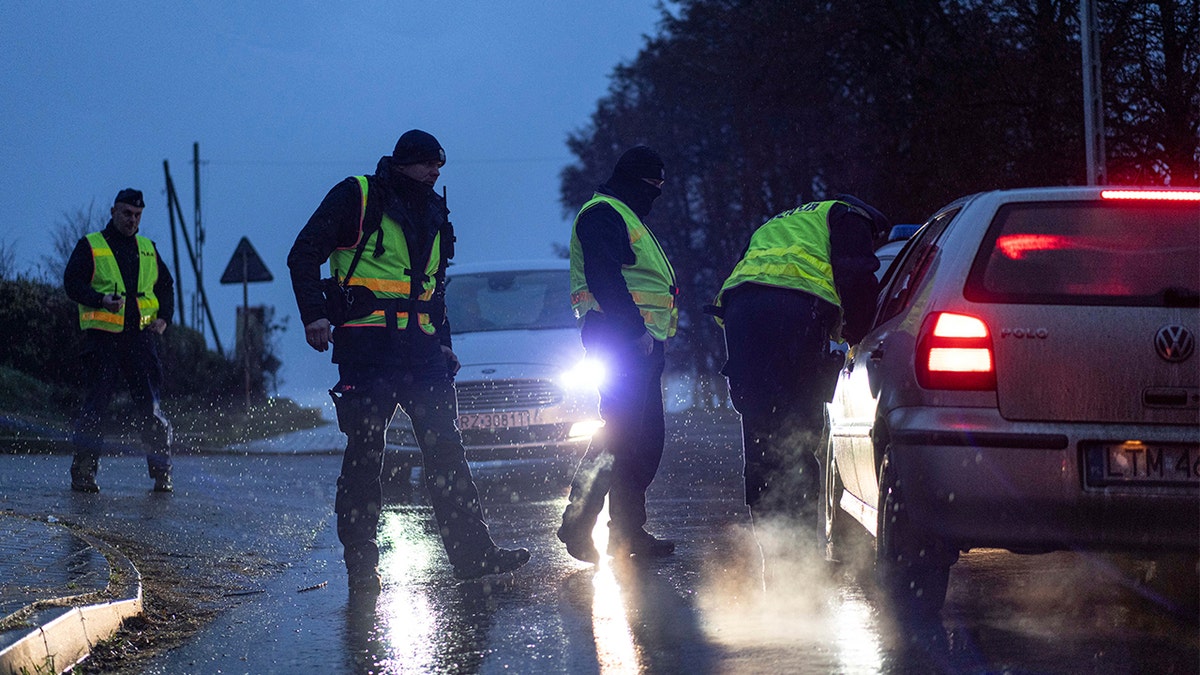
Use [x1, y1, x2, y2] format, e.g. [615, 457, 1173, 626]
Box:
[1155, 325, 1195, 363]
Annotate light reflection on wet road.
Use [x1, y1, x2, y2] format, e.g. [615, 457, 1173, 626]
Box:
[1, 412, 1196, 673]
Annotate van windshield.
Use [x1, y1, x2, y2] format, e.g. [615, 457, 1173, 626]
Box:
[445, 269, 578, 333]
[966, 201, 1200, 307]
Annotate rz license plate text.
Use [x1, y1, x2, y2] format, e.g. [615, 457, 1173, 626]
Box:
[458, 411, 533, 430]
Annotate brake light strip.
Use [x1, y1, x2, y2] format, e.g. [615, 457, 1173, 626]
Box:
[1100, 190, 1200, 202]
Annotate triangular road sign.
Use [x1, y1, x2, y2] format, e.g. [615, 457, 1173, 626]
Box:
[220, 237, 273, 284]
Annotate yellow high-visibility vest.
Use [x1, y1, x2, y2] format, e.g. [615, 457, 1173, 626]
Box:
[328, 175, 441, 334]
[569, 193, 677, 341]
[713, 200, 844, 339]
[78, 232, 159, 332]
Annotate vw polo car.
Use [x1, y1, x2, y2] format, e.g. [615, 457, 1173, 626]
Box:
[387, 259, 602, 464]
[824, 187, 1200, 617]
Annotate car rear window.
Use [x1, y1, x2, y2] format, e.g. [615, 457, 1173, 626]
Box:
[446, 270, 577, 332]
[965, 200, 1200, 307]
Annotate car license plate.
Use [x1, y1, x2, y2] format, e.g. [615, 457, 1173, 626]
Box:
[1084, 442, 1200, 487]
[457, 410, 533, 430]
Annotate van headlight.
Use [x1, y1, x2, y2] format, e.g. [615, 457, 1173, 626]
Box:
[560, 358, 606, 390]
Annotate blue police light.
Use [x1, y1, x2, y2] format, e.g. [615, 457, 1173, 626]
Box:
[888, 224, 920, 241]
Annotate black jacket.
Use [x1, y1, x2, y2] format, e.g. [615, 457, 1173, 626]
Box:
[63, 222, 175, 332]
[287, 157, 453, 366]
[826, 202, 881, 344]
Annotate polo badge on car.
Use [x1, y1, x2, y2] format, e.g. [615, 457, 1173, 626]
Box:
[1154, 325, 1194, 362]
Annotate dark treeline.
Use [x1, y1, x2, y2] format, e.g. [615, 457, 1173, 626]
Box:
[560, 0, 1199, 397]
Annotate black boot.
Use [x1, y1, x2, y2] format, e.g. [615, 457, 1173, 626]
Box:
[556, 524, 600, 564]
[607, 528, 675, 558]
[558, 454, 612, 564]
[453, 546, 531, 580]
[70, 454, 100, 493]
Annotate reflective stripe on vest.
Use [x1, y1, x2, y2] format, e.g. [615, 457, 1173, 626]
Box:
[328, 175, 440, 334]
[569, 193, 678, 341]
[78, 232, 159, 332]
[713, 200, 844, 339]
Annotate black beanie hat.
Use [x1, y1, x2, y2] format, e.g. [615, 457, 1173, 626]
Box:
[114, 188, 144, 208]
[392, 129, 445, 166]
[612, 145, 664, 182]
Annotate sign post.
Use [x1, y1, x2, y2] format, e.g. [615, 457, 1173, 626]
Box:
[219, 238, 274, 410]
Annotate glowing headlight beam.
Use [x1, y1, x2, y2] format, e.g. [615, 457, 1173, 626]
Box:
[561, 358, 607, 390]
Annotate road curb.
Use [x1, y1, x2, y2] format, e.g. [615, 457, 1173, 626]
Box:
[0, 526, 142, 675]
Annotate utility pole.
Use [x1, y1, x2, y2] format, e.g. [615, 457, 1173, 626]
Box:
[192, 142, 207, 334]
[163, 160, 223, 356]
[1080, 0, 1106, 185]
[165, 162, 185, 327]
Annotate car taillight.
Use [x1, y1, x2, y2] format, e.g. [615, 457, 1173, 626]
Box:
[1100, 189, 1200, 202]
[916, 312, 996, 390]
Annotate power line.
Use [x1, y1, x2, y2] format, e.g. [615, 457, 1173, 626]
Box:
[199, 156, 573, 167]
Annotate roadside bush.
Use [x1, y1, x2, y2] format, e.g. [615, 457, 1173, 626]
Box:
[0, 277, 86, 387]
[0, 277, 247, 407]
[0, 279, 322, 446]
[159, 322, 242, 401]
[0, 365, 67, 418]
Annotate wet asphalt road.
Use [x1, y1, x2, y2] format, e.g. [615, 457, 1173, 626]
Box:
[1, 413, 1196, 673]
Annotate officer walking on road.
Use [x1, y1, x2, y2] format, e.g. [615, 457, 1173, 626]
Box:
[287, 130, 530, 599]
[557, 145, 679, 563]
[709, 195, 886, 556]
[63, 188, 175, 494]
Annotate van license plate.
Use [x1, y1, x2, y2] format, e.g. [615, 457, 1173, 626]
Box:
[458, 411, 533, 430]
[1084, 443, 1200, 487]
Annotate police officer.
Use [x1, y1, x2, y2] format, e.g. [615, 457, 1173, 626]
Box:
[287, 130, 530, 598]
[557, 145, 678, 563]
[711, 195, 886, 543]
[63, 188, 175, 493]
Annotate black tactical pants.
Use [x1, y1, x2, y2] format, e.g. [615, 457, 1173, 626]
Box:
[560, 337, 666, 540]
[71, 330, 172, 483]
[331, 361, 495, 575]
[721, 285, 838, 523]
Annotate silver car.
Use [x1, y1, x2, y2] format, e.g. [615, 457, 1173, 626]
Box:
[824, 187, 1200, 617]
[387, 259, 602, 467]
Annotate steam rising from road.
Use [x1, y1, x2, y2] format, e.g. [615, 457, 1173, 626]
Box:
[694, 516, 885, 671]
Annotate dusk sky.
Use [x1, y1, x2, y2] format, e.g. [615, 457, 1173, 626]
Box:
[1, 2, 665, 403]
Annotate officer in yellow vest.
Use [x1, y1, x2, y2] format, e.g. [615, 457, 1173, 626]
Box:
[710, 195, 886, 551]
[63, 188, 175, 493]
[557, 145, 678, 563]
[288, 130, 530, 600]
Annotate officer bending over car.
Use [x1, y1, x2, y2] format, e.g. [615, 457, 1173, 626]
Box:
[709, 195, 886, 571]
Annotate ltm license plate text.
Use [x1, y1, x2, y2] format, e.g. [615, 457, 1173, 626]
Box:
[1085, 443, 1200, 487]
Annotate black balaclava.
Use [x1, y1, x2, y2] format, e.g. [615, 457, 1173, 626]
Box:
[603, 145, 665, 218]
